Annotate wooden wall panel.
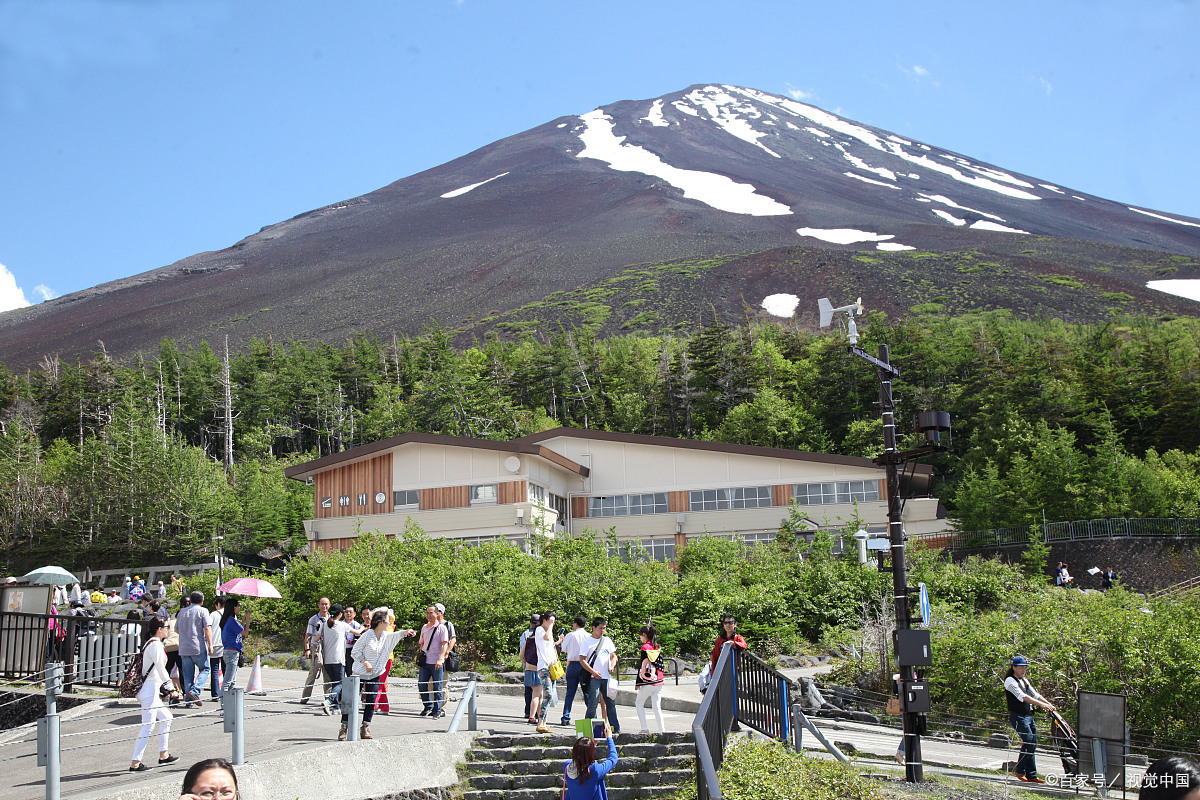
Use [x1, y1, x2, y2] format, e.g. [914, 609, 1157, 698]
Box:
[772, 484, 794, 507]
[879, 479, 887, 501]
[571, 496, 587, 518]
[313, 538, 355, 554]
[668, 491, 689, 513]
[498, 480, 527, 505]
[420, 485, 470, 511]
[312, 454, 392, 519]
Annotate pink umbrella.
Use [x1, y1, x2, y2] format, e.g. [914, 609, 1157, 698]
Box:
[217, 577, 282, 599]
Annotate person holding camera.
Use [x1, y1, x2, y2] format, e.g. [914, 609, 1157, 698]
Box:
[563, 730, 618, 800]
[130, 616, 180, 772]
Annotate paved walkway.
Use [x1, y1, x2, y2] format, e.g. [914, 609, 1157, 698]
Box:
[3, 662, 1143, 799]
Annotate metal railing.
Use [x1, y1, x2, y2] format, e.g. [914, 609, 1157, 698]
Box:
[1150, 574, 1200, 599]
[913, 517, 1200, 552]
[615, 655, 684, 685]
[0, 611, 150, 688]
[693, 643, 736, 800]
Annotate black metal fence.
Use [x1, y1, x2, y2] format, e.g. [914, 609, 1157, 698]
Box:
[913, 516, 1200, 552]
[734, 648, 790, 742]
[0, 611, 150, 689]
[694, 643, 736, 800]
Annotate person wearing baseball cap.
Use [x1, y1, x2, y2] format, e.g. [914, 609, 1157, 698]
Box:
[1004, 655, 1056, 784]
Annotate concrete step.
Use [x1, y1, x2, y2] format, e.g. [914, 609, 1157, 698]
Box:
[467, 767, 693, 791]
[467, 740, 686, 763]
[473, 730, 692, 750]
[466, 753, 693, 778]
[463, 787, 684, 800]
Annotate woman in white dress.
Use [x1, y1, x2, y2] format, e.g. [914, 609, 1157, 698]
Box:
[130, 616, 180, 772]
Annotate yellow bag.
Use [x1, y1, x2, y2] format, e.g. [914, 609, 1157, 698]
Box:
[886, 696, 902, 715]
[548, 659, 565, 681]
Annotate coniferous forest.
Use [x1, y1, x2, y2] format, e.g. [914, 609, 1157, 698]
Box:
[4, 309, 1200, 575]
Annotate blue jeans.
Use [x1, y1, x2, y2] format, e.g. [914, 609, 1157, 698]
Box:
[1010, 712, 1039, 777]
[323, 664, 344, 708]
[180, 653, 210, 701]
[419, 661, 444, 714]
[209, 656, 223, 698]
[560, 661, 583, 723]
[341, 675, 379, 725]
[585, 677, 620, 734]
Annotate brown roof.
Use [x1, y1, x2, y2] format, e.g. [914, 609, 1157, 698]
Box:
[283, 432, 590, 480]
[286, 427, 934, 490]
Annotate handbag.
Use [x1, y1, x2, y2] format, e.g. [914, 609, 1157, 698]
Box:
[548, 658, 565, 682]
[606, 674, 619, 699]
[446, 650, 462, 673]
[886, 696, 902, 715]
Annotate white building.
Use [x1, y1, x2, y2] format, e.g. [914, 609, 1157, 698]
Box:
[284, 428, 945, 559]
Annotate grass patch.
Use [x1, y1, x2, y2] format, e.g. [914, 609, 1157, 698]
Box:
[670, 739, 882, 800]
[1040, 275, 1084, 288]
[1101, 292, 1133, 303]
[909, 303, 946, 314]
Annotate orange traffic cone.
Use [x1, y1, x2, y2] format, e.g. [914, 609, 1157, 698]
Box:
[245, 655, 266, 695]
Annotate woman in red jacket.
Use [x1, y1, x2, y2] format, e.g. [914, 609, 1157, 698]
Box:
[709, 614, 748, 672]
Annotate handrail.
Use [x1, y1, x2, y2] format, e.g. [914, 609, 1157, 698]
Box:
[446, 674, 478, 733]
[1150, 574, 1200, 599]
[693, 642, 735, 800]
[913, 516, 1200, 552]
[615, 654, 683, 685]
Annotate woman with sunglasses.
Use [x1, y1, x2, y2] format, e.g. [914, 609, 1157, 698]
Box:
[563, 731, 618, 800]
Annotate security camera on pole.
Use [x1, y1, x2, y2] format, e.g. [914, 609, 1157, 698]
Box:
[819, 297, 950, 783]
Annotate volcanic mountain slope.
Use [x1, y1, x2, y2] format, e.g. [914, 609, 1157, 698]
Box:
[2, 84, 1199, 368]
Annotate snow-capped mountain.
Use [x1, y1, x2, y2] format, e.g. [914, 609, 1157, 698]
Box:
[2, 84, 1198, 367]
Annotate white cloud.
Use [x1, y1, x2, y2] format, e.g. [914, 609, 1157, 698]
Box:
[900, 62, 939, 87]
[34, 284, 58, 302]
[1029, 75, 1054, 95]
[912, 65, 929, 78]
[785, 84, 814, 101]
[0, 262, 31, 312]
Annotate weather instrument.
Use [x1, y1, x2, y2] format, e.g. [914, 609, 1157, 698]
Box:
[817, 296, 863, 344]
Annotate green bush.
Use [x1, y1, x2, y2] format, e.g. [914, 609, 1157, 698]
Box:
[670, 738, 882, 800]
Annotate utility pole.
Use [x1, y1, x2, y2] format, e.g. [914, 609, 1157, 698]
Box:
[819, 299, 948, 784]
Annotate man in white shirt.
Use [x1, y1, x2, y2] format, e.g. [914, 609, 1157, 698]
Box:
[559, 615, 590, 726]
[581, 616, 621, 735]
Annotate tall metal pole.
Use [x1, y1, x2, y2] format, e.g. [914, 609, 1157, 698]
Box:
[45, 662, 61, 800]
[876, 344, 923, 782]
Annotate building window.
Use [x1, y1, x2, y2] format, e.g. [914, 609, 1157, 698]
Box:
[792, 480, 880, 505]
[688, 486, 773, 511]
[457, 535, 501, 548]
[470, 484, 498, 506]
[357, 493, 368, 506]
[587, 493, 668, 517]
[529, 483, 548, 506]
[338, 495, 351, 507]
[320, 497, 332, 509]
[549, 493, 568, 526]
[610, 538, 676, 563]
[742, 532, 778, 546]
[393, 489, 419, 509]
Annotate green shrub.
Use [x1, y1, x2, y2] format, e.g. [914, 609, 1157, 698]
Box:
[1041, 275, 1084, 288]
[1100, 292, 1133, 303]
[670, 738, 882, 800]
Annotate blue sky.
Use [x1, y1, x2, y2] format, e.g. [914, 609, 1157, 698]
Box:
[1, 0, 1197, 312]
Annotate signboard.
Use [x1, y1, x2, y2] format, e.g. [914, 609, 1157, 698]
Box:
[919, 583, 931, 627]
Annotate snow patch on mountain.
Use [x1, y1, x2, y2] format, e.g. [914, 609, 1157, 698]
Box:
[970, 220, 1030, 234]
[920, 194, 1005, 221]
[643, 100, 669, 127]
[683, 86, 780, 157]
[761, 293, 801, 317]
[932, 209, 967, 226]
[722, 86, 1041, 201]
[845, 172, 900, 189]
[1148, 280, 1200, 302]
[1128, 208, 1200, 229]
[797, 227, 894, 244]
[576, 110, 792, 216]
[877, 242, 916, 251]
[441, 172, 511, 198]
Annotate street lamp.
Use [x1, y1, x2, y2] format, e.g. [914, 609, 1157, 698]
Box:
[819, 297, 950, 783]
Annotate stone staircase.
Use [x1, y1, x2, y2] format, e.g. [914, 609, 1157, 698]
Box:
[459, 730, 696, 800]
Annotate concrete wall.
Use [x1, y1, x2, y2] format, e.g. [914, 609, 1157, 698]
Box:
[79, 731, 478, 800]
[950, 538, 1200, 594]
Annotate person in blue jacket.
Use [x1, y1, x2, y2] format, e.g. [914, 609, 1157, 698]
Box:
[563, 734, 618, 800]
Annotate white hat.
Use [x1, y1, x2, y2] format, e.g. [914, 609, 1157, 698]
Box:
[434, 603, 446, 613]
[4, 576, 16, 584]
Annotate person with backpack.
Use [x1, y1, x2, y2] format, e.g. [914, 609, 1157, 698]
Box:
[559, 615, 590, 727]
[417, 605, 451, 719]
[634, 624, 666, 733]
[581, 617, 621, 736]
[518, 613, 541, 723]
[530, 611, 563, 734]
[129, 617, 180, 772]
[1004, 655, 1056, 784]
